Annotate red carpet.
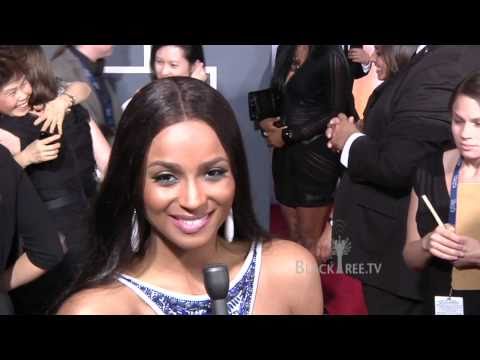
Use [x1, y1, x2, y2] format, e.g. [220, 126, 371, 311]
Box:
[270, 204, 368, 315]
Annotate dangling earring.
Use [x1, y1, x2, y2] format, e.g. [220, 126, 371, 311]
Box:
[131, 209, 140, 252]
[224, 208, 234, 243]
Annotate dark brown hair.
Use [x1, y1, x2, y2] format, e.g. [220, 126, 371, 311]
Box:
[374, 45, 418, 79]
[0, 46, 58, 106]
[0, 51, 23, 90]
[449, 70, 480, 111]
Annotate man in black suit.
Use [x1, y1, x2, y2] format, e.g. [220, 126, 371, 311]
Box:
[325, 45, 480, 314]
[342, 45, 371, 80]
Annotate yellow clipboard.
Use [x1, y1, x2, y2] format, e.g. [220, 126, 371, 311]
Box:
[452, 182, 480, 290]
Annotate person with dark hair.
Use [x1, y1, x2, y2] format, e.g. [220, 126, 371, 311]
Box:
[122, 45, 207, 110]
[0, 46, 92, 137]
[150, 45, 206, 80]
[51, 45, 122, 140]
[0, 144, 63, 314]
[326, 45, 480, 314]
[404, 71, 480, 315]
[259, 45, 356, 262]
[361, 45, 418, 121]
[57, 77, 323, 315]
[0, 46, 110, 314]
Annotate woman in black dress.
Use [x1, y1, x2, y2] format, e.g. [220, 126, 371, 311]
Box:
[404, 71, 480, 315]
[260, 45, 356, 258]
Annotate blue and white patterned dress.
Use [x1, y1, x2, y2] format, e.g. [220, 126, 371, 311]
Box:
[117, 241, 262, 315]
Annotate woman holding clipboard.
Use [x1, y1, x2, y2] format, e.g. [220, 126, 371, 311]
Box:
[404, 71, 480, 315]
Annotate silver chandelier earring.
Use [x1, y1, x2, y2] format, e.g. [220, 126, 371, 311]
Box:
[131, 209, 140, 252]
[224, 208, 235, 243]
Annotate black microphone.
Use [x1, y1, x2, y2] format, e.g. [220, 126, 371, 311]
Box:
[203, 264, 229, 315]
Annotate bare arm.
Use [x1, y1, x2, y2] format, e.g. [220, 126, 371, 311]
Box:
[404, 189, 467, 270]
[0, 253, 45, 291]
[289, 249, 324, 315]
[62, 81, 92, 104]
[403, 189, 433, 271]
[89, 118, 111, 177]
[57, 286, 138, 315]
[13, 134, 62, 168]
[269, 240, 324, 314]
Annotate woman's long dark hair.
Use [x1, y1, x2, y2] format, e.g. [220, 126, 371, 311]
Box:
[271, 45, 294, 92]
[65, 76, 269, 297]
[149, 45, 205, 80]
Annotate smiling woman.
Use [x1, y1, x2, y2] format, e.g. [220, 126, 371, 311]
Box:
[142, 120, 235, 249]
[0, 75, 32, 117]
[57, 77, 324, 315]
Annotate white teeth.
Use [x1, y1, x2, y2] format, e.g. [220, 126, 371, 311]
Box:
[181, 219, 205, 227]
[173, 215, 209, 233]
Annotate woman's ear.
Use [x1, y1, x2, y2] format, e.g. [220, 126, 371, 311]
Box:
[190, 60, 201, 74]
[190, 60, 208, 82]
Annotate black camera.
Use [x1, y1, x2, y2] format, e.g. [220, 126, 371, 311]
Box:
[248, 88, 282, 122]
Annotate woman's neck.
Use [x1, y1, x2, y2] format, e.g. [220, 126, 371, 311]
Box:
[130, 233, 249, 294]
[461, 157, 480, 178]
[153, 234, 225, 273]
[450, 149, 480, 178]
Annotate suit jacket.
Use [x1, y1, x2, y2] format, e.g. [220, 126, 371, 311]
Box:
[350, 61, 369, 80]
[50, 48, 122, 136]
[334, 45, 480, 301]
[343, 45, 370, 80]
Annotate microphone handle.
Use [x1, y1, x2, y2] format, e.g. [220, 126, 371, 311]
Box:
[212, 299, 228, 315]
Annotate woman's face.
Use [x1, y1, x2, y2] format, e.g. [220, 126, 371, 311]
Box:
[153, 46, 193, 79]
[0, 75, 32, 117]
[143, 120, 235, 250]
[372, 47, 388, 81]
[452, 94, 480, 160]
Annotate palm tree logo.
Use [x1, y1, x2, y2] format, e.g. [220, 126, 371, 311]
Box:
[332, 238, 352, 274]
[331, 219, 351, 274]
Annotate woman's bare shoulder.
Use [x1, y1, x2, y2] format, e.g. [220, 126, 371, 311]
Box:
[261, 238, 319, 282]
[57, 283, 148, 315]
[259, 239, 323, 314]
